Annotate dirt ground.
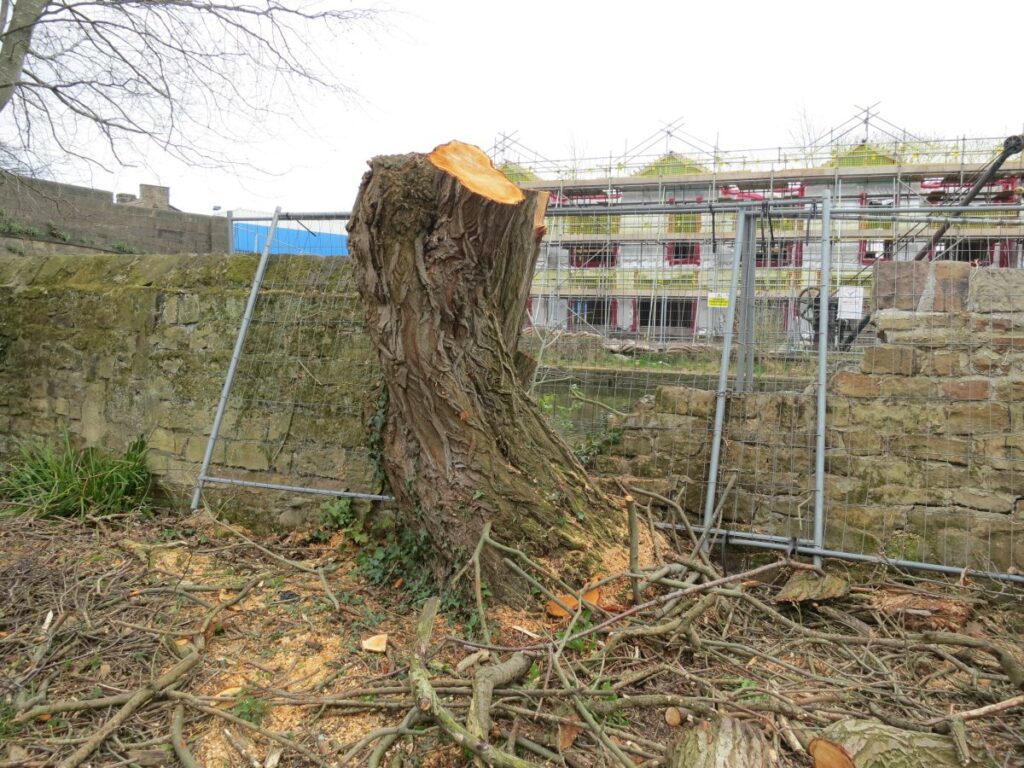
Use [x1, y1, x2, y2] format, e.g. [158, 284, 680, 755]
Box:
[1, 506, 1023, 767]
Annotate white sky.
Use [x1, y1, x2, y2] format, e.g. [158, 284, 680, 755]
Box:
[69, 0, 1024, 215]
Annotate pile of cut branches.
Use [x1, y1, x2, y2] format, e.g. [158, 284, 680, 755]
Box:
[1, 506, 1022, 768]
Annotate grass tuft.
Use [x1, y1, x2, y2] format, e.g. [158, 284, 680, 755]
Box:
[0, 431, 151, 518]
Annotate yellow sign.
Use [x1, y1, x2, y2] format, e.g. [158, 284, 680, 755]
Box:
[707, 292, 729, 308]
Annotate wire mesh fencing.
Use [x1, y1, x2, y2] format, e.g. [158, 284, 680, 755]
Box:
[528, 196, 1024, 582]
[191, 211, 391, 514]
[192, 192, 1023, 581]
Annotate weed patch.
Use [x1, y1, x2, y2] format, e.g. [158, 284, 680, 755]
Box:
[0, 431, 151, 518]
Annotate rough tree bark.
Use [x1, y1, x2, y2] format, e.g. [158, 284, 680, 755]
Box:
[666, 716, 773, 767]
[348, 141, 622, 601]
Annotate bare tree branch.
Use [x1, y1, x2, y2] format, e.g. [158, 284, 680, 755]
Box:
[0, 0, 379, 172]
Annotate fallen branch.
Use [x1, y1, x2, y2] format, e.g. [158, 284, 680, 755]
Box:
[925, 692, 1024, 727]
[467, 653, 531, 748]
[54, 650, 201, 768]
[170, 704, 201, 768]
[409, 598, 541, 768]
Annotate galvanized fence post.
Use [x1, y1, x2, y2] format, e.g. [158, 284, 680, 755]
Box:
[702, 210, 748, 538]
[190, 207, 282, 510]
[813, 191, 832, 566]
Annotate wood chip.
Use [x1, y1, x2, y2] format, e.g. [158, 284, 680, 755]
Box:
[360, 633, 388, 653]
[510, 625, 541, 639]
[546, 585, 602, 618]
[558, 719, 582, 751]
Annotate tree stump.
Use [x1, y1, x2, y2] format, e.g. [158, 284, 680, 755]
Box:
[665, 716, 773, 767]
[348, 142, 622, 602]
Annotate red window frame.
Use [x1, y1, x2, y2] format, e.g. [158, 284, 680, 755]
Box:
[665, 241, 701, 266]
[992, 239, 1017, 268]
[569, 244, 619, 268]
[859, 240, 893, 265]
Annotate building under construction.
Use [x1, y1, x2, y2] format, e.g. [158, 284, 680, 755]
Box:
[495, 111, 1024, 348]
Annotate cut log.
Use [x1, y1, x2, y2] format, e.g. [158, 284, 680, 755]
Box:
[821, 719, 994, 768]
[665, 716, 774, 767]
[774, 570, 849, 604]
[348, 141, 622, 603]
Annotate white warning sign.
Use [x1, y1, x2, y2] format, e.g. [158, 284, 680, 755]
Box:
[837, 286, 864, 320]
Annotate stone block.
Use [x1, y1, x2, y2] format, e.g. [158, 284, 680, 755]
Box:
[591, 455, 630, 475]
[951, 488, 1016, 514]
[941, 379, 990, 401]
[655, 386, 716, 418]
[184, 436, 222, 464]
[28, 378, 49, 398]
[621, 412, 701, 431]
[971, 315, 1024, 334]
[225, 441, 270, 471]
[864, 484, 948, 507]
[907, 506, 1024, 572]
[945, 403, 1010, 435]
[861, 345, 915, 376]
[826, 397, 851, 427]
[833, 371, 879, 398]
[892, 435, 969, 465]
[921, 351, 965, 377]
[973, 434, 1024, 471]
[930, 261, 971, 313]
[968, 268, 1024, 313]
[1011, 404, 1024, 432]
[970, 349, 1005, 374]
[873, 309, 927, 334]
[148, 427, 180, 453]
[610, 433, 653, 457]
[80, 383, 106, 444]
[847, 400, 945, 434]
[878, 376, 938, 399]
[176, 293, 201, 324]
[652, 431, 708, 457]
[874, 261, 928, 311]
[823, 504, 910, 556]
[29, 397, 51, 415]
[842, 429, 883, 456]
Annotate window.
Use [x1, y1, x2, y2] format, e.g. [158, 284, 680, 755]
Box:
[567, 298, 610, 328]
[859, 239, 893, 264]
[755, 241, 803, 268]
[943, 239, 992, 265]
[637, 298, 697, 331]
[569, 244, 618, 268]
[665, 242, 701, 266]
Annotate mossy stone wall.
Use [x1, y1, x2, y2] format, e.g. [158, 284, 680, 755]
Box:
[601, 263, 1024, 573]
[0, 253, 380, 523]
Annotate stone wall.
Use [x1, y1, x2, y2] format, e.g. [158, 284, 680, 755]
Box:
[0, 253, 380, 523]
[0, 173, 229, 254]
[597, 262, 1024, 572]
[0, 252, 1020, 565]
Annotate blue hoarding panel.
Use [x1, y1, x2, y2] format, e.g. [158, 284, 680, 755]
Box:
[233, 223, 348, 256]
